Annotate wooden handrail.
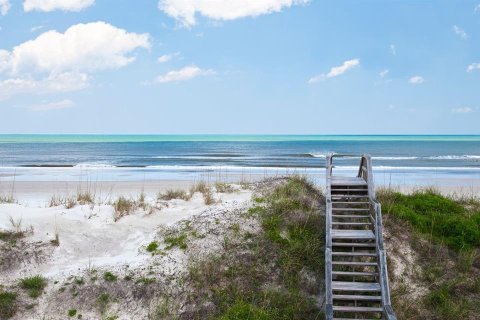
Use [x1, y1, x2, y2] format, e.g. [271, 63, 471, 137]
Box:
[357, 154, 396, 320]
[325, 153, 396, 320]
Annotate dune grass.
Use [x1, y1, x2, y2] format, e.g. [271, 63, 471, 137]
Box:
[379, 187, 480, 319]
[0, 291, 17, 319]
[158, 189, 191, 201]
[20, 275, 47, 298]
[112, 196, 136, 221]
[183, 176, 324, 319]
[378, 188, 480, 251]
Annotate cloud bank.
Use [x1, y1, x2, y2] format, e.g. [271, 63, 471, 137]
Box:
[158, 0, 309, 27]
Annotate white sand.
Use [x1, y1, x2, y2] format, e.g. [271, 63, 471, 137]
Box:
[0, 184, 252, 287]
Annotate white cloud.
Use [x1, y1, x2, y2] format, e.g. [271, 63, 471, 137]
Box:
[453, 25, 468, 39]
[467, 62, 480, 72]
[28, 99, 74, 111]
[23, 0, 94, 12]
[158, 0, 309, 27]
[0, 73, 89, 100]
[390, 44, 396, 56]
[452, 107, 474, 114]
[409, 76, 424, 84]
[308, 58, 359, 83]
[155, 65, 215, 83]
[30, 25, 44, 32]
[0, 0, 11, 15]
[379, 69, 389, 78]
[0, 22, 149, 100]
[475, 4, 480, 13]
[157, 52, 180, 63]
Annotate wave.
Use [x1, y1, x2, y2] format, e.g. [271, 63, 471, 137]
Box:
[425, 155, 480, 160]
[74, 163, 116, 168]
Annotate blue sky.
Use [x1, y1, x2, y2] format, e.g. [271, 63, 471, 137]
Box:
[0, 0, 479, 134]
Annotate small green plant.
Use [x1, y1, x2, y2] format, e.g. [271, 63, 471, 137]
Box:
[74, 277, 84, 286]
[164, 233, 188, 250]
[0, 291, 17, 319]
[20, 275, 48, 298]
[97, 292, 110, 314]
[113, 196, 136, 221]
[146, 241, 159, 253]
[68, 309, 77, 317]
[103, 272, 117, 282]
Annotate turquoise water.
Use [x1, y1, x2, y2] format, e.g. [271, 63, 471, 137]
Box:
[1, 134, 480, 143]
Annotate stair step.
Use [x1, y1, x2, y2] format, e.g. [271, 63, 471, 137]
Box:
[332, 201, 370, 205]
[332, 230, 375, 240]
[332, 215, 370, 219]
[331, 188, 368, 192]
[333, 261, 378, 267]
[332, 222, 371, 226]
[332, 281, 381, 292]
[333, 306, 383, 313]
[333, 294, 382, 301]
[332, 195, 369, 199]
[332, 252, 377, 257]
[333, 208, 370, 211]
[332, 271, 378, 277]
[332, 242, 376, 248]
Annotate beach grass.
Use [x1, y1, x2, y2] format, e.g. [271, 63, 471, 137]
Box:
[183, 176, 324, 319]
[112, 196, 136, 221]
[0, 291, 17, 319]
[19, 275, 47, 298]
[379, 187, 480, 319]
[158, 189, 191, 201]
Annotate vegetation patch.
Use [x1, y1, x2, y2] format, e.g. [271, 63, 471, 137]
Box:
[164, 233, 188, 250]
[20, 275, 48, 298]
[0, 291, 17, 319]
[113, 196, 136, 221]
[182, 176, 324, 319]
[158, 189, 191, 201]
[103, 271, 117, 282]
[215, 182, 235, 193]
[378, 188, 480, 251]
[380, 188, 480, 319]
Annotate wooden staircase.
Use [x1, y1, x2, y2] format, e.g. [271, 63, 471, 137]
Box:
[325, 154, 396, 320]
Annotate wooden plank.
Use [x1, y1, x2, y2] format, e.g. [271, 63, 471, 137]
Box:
[332, 215, 370, 219]
[333, 261, 377, 267]
[332, 271, 378, 277]
[333, 306, 383, 313]
[332, 222, 371, 226]
[333, 294, 382, 301]
[332, 208, 370, 211]
[332, 229, 375, 240]
[331, 177, 367, 186]
[332, 242, 376, 247]
[332, 252, 377, 257]
[332, 281, 381, 292]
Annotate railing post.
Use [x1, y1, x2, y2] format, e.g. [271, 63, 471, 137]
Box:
[325, 154, 333, 320]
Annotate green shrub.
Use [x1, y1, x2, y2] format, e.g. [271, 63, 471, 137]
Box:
[103, 272, 117, 282]
[20, 275, 47, 298]
[146, 241, 159, 253]
[0, 291, 17, 319]
[164, 233, 188, 250]
[379, 190, 480, 250]
[68, 309, 77, 317]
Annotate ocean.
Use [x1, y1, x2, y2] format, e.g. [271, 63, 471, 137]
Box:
[0, 135, 479, 185]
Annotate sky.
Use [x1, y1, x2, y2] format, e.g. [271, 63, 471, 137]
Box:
[0, 0, 479, 134]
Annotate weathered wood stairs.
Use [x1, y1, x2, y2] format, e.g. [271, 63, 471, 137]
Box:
[325, 154, 396, 320]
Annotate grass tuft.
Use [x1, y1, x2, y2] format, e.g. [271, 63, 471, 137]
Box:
[103, 272, 117, 282]
[112, 196, 136, 221]
[0, 291, 17, 319]
[20, 275, 47, 298]
[158, 189, 191, 201]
